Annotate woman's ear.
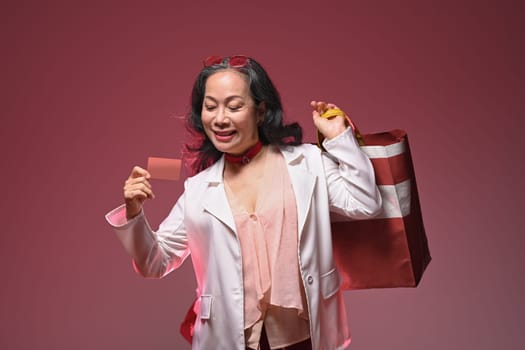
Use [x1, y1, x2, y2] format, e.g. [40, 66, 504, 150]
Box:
[256, 102, 266, 125]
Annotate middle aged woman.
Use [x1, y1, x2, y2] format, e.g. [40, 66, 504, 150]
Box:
[106, 55, 382, 350]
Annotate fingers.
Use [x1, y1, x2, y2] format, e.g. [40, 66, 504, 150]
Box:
[124, 176, 155, 200]
[128, 166, 151, 181]
[310, 100, 327, 114]
[310, 101, 341, 114]
[327, 102, 339, 110]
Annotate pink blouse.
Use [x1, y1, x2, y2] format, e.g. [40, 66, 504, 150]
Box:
[225, 146, 310, 349]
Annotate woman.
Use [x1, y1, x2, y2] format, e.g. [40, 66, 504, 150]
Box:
[106, 55, 382, 350]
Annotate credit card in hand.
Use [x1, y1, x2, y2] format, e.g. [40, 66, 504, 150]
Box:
[147, 157, 181, 181]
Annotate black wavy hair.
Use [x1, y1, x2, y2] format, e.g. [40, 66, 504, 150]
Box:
[185, 56, 302, 174]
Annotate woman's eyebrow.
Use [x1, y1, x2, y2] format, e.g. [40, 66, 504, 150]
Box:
[204, 95, 245, 102]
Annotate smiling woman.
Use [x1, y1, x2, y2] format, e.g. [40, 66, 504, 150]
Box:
[105, 55, 383, 350]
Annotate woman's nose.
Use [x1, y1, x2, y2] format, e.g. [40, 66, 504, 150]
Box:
[214, 107, 228, 125]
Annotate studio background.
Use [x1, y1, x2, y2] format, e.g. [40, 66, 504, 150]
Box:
[1, 1, 523, 349]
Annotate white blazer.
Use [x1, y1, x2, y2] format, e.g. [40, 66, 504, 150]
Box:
[106, 128, 382, 350]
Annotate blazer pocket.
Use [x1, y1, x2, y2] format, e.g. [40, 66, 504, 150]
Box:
[199, 295, 213, 320]
[320, 268, 342, 299]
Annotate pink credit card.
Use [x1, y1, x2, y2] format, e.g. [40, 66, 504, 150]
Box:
[147, 157, 181, 181]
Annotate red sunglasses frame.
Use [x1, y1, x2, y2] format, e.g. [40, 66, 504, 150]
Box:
[203, 55, 250, 68]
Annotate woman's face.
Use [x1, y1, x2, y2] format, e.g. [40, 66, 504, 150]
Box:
[201, 70, 263, 156]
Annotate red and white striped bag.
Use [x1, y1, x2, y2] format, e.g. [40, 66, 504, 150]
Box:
[330, 128, 431, 289]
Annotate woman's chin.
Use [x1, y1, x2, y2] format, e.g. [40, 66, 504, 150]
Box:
[212, 141, 237, 154]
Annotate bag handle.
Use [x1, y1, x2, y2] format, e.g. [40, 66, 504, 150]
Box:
[317, 108, 365, 149]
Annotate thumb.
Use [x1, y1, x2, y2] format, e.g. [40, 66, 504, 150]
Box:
[130, 166, 151, 179]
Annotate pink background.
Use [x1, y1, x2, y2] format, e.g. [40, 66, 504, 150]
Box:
[1, 1, 523, 349]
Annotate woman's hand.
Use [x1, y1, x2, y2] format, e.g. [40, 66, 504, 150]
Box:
[310, 100, 347, 140]
[124, 166, 155, 220]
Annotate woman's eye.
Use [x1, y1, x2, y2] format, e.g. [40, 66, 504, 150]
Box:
[204, 105, 216, 111]
[228, 105, 242, 111]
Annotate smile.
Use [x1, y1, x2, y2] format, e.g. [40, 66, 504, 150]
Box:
[213, 130, 236, 142]
[214, 130, 235, 136]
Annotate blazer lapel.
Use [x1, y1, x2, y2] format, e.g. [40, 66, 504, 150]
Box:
[201, 157, 237, 234]
[280, 146, 317, 240]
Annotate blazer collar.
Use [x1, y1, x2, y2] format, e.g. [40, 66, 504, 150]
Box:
[204, 155, 226, 184]
[201, 156, 237, 233]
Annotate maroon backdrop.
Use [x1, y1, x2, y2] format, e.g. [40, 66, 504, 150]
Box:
[1, 1, 523, 349]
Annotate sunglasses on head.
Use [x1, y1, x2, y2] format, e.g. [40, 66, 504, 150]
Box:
[203, 55, 250, 68]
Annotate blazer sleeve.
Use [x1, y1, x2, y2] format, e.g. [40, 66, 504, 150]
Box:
[105, 185, 190, 278]
[321, 127, 382, 219]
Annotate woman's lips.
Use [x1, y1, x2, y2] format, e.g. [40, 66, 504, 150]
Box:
[214, 130, 236, 142]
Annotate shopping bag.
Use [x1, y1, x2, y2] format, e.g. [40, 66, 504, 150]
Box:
[329, 128, 431, 289]
[317, 108, 430, 289]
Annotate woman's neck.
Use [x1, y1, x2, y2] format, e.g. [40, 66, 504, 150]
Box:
[224, 144, 268, 176]
[224, 140, 263, 165]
